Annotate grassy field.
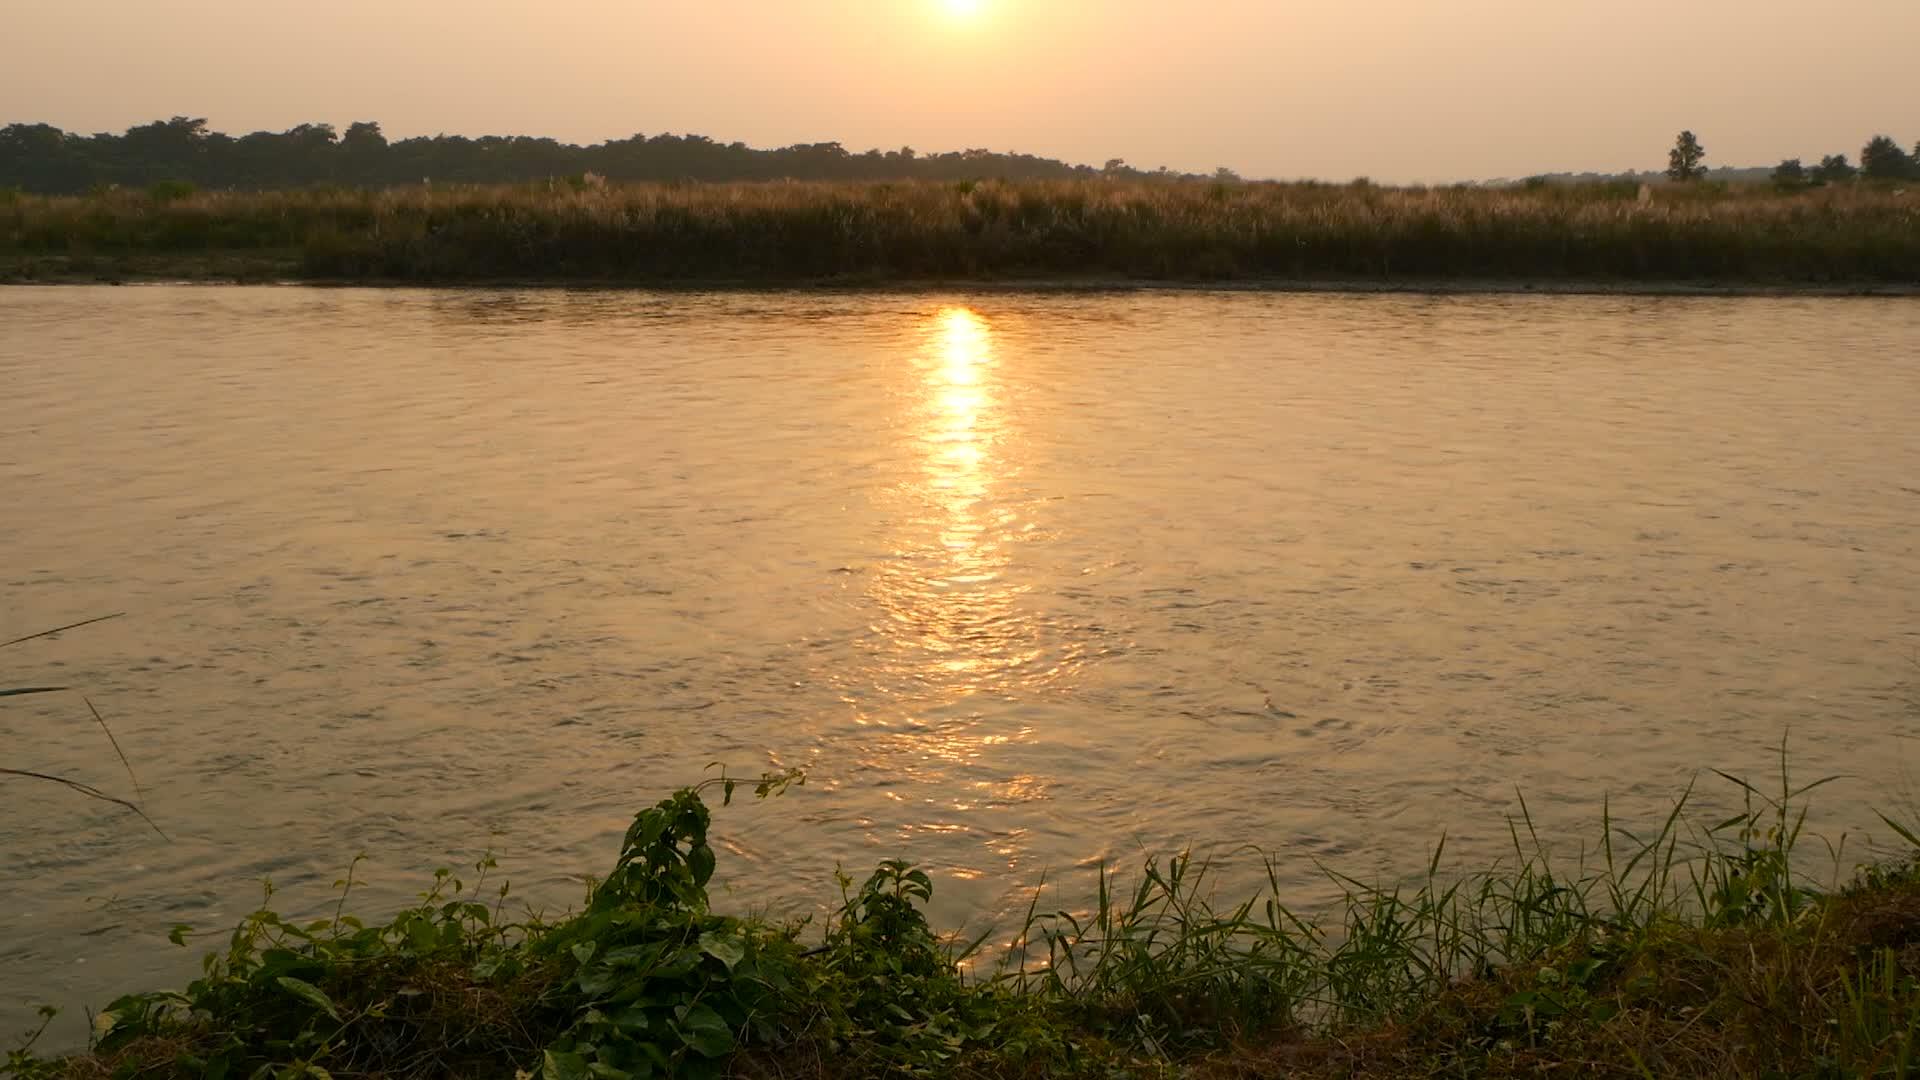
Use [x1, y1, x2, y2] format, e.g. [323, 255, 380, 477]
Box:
[2, 178, 1918, 287]
[10, 754, 1920, 1079]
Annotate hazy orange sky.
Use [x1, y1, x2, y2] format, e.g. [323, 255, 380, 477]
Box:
[8, 0, 1916, 182]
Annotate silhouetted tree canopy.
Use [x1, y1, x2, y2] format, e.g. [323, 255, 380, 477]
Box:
[1666, 131, 1707, 182]
[0, 118, 1195, 194]
[1860, 135, 1918, 180]
[1814, 154, 1858, 183]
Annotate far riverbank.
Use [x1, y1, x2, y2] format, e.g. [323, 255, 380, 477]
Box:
[4, 178, 1917, 290]
[6, 253, 1920, 297]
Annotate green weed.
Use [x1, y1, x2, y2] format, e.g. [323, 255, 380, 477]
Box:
[10, 747, 1920, 1079]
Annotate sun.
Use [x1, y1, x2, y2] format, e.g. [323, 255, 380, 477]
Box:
[940, 0, 985, 18]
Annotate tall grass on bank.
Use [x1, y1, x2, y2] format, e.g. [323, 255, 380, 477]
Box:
[11, 749, 1920, 1079]
[3, 178, 1918, 285]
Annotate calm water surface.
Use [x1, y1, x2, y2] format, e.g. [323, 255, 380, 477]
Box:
[4, 286, 1919, 1038]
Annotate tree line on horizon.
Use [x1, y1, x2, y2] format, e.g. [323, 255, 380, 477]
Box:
[5, 117, 1914, 197]
[1661, 130, 1920, 186]
[0, 117, 1224, 194]
[1769, 134, 1920, 187]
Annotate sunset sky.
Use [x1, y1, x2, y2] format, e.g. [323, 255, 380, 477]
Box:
[8, 0, 1916, 182]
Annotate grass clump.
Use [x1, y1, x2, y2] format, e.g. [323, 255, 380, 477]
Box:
[10, 748, 1920, 1079]
[2, 179, 1917, 286]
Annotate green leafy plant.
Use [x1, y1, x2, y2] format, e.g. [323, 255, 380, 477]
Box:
[17, 748, 1920, 1079]
[536, 768, 806, 1080]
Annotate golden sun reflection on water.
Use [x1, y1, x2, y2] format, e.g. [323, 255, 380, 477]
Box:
[867, 305, 1035, 704]
[847, 307, 1051, 875]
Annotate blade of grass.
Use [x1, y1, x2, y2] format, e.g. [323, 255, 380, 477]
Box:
[1876, 810, 1920, 851]
[1, 767, 167, 839]
[0, 612, 125, 649]
[85, 696, 146, 806]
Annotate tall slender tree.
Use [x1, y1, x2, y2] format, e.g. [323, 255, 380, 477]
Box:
[1666, 131, 1708, 181]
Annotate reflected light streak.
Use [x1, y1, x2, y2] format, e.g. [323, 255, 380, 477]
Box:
[853, 306, 1040, 729]
[908, 307, 1020, 693]
[843, 306, 1052, 882]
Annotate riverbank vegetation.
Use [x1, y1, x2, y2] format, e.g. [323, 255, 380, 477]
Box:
[11, 755, 1920, 1079]
[3, 177, 1918, 287]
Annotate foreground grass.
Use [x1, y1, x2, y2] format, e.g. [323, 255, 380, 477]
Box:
[8, 757, 1920, 1079]
[2, 179, 1918, 286]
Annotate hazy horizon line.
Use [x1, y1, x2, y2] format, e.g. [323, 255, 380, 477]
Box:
[11, 112, 1891, 187]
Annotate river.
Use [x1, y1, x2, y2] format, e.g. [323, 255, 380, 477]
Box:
[3, 286, 1918, 1040]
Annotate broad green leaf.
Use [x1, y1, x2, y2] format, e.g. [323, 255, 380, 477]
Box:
[543, 1050, 591, 1080]
[258, 949, 313, 981]
[637, 814, 665, 849]
[687, 844, 716, 887]
[675, 1001, 735, 1058]
[571, 941, 598, 966]
[275, 976, 340, 1021]
[602, 942, 665, 968]
[697, 932, 745, 971]
[587, 1065, 633, 1080]
[639, 1042, 671, 1070]
[577, 966, 619, 997]
[406, 916, 437, 952]
[652, 950, 701, 979]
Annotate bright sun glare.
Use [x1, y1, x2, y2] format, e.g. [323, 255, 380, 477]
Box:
[941, 0, 985, 19]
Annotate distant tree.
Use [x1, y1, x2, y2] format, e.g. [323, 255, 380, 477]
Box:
[342, 121, 387, 153]
[1861, 135, 1916, 180]
[1813, 153, 1858, 183]
[1770, 158, 1807, 189]
[1666, 130, 1707, 181]
[1212, 166, 1242, 183]
[0, 122, 88, 190]
[284, 123, 338, 149]
[337, 121, 388, 184]
[1102, 157, 1127, 175]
